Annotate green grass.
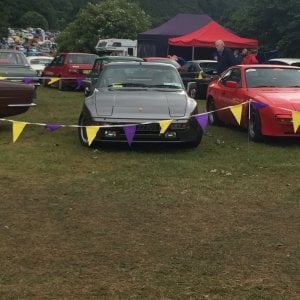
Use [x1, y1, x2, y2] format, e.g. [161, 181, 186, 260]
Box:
[0, 87, 299, 299]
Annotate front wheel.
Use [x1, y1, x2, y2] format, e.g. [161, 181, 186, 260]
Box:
[58, 78, 65, 91]
[186, 136, 202, 148]
[207, 98, 223, 126]
[78, 113, 89, 147]
[187, 82, 197, 99]
[42, 76, 48, 87]
[249, 109, 263, 142]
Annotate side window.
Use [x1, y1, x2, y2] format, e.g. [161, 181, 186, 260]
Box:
[227, 69, 242, 87]
[181, 62, 191, 72]
[220, 69, 241, 87]
[52, 55, 64, 66]
[220, 69, 232, 85]
[188, 64, 196, 72]
[94, 60, 102, 72]
[50, 56, 60, 65]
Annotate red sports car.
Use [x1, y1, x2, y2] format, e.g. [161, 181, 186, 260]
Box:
[206, 65, 300, 141]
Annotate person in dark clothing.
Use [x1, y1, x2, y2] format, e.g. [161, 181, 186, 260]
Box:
[215, 40, 235, 75]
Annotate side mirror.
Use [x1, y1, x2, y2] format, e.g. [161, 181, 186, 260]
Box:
[225, 80, 238, 88]
[84, 86, 91, 97]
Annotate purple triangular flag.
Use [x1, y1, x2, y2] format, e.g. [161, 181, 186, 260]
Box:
[76, 78, 83, 90]
[251, 101, 268, 110]
[23, 77, 33, 84]
[45, 124, 62, 131]
[195, 113, 208, 132]
[123, 125, 136, 146]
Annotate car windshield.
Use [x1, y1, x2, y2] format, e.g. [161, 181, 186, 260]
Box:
[0, 52, 28, 66]
[245, 67, 300, 88]
[67, 54, 98, 64]
[199, 62, 217, 71]
[98, 64, 183, 89]
[29, 58, 53, 65]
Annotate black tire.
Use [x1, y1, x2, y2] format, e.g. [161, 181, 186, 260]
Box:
[186, 136, 202, 148]
[249, 108, 263, 142]
[189, 87, 197, 99]
[207, 97, 223, 126]
[58, 78, 64, 91]
[42, 77, 48, 87]
[78, 113, 89, 147]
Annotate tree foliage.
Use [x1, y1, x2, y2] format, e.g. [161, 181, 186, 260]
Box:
[226, 0, 300, 56]
[19, 11, 49, 30]
[55, 0, 151, 52]
[0, 0, 299, 56]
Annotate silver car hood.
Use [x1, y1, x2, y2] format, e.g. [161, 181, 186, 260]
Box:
[94, 89, 187, 118]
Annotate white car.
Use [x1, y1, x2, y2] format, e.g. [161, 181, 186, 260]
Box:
[26, 56, 54, 76]
[268, 58, 300, 67]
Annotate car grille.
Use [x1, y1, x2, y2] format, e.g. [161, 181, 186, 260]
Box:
[136, 123, 160, 132]
[98, 122, 178, 142]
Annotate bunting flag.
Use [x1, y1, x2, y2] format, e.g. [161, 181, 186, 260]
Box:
[159, 120, 172, 134]
[86, 126, 100, 146]
[48, 77, 60, 85]
[123, 125, 136, 146]
[12, 121, 27, 143]
[76, 78, 83, 90]
[0, 76, 7, 80]
[251, 100, 268, 110]
[230, 104, 243, 125]
[195, 113, 208, 132]
[45, 124, 62, 131]
[23, 77, 33, 84]
[292, 112, 300, 133]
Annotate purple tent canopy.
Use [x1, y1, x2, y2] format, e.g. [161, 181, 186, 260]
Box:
[137, 14, 212, 58]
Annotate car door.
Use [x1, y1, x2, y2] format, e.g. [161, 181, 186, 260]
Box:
[217, 68, 245, 124]
[44, 54, 65, 77]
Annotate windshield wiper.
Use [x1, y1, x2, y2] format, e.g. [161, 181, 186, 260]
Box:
[107, 83, 147, 88]
[148, 84, 181, 89]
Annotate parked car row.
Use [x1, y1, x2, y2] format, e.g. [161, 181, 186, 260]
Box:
[1, 48, 299, 147]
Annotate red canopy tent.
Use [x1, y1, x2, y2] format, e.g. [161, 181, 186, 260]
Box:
[168, 20, 258, 59]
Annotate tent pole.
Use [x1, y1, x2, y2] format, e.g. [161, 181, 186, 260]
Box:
[192, 47, 195, 60]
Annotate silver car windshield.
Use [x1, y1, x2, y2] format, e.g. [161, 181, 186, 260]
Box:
[98, 64, 183, 89]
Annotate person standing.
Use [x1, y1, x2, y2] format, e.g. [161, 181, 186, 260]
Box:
[241, 48, 259, 64]
[215, 40, 235, 75]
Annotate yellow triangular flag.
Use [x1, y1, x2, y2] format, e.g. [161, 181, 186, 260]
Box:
[0, 76, 7, 80]
[159, 120, 172, 134]
[230, 104, 243, 125]
[12, 121, 27, 143]
[86, 126, 100, 146]
[48, 77, 60, 85]
[292, 111, 300, 133]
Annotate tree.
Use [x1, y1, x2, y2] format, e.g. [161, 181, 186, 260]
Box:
[55, 0, 151, 52]
[226, 0, 300, 57]
[19, 11, 49, 30]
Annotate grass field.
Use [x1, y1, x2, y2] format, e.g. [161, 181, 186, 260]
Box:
[0, 87, 299, 299]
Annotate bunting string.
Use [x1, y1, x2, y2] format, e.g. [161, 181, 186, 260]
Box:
[1, 100, 300, 145]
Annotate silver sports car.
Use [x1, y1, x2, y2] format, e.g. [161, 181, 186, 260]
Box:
[78, 62, 203, 147]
